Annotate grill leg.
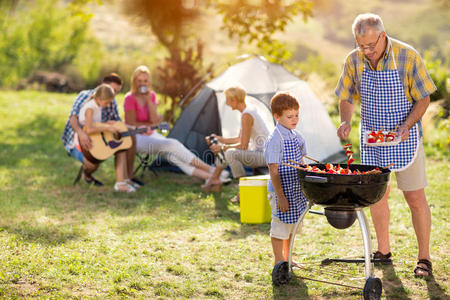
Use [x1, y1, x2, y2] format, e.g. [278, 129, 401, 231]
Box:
[356, 208, 375, 279]
[288, 202, 312, 270]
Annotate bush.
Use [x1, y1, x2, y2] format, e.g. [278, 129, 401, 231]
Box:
[0, 0, 94, 88]
[423, 51, 449, 103]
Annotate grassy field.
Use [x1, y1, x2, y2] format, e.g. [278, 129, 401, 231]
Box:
[0, 91, 448, 299]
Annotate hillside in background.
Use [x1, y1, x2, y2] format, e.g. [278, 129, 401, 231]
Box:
[91, 0, 449, 69]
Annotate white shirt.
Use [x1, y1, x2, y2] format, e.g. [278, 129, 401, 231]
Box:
[79, 99, 102, 126]
[242, 107, 270, 151]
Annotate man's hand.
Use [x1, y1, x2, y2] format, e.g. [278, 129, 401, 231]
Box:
[337, 121, 352, 140]
[277, 195, 289, 212]
[397, 123, 410, 141]
[78, 131, 92, 150]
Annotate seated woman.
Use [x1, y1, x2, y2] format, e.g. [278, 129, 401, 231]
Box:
[202, 86, 270, 193]
[124, 65, 228, 182]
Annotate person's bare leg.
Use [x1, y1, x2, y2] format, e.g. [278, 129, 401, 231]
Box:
[272, 237, 285, 264]
[206, 165, 224, 184]
[82, 157, 99, 179]
[282, 235, 292, 262]
[404, 188, 431, 263]
[114, 151, 128, 182]
[126, 136, 137, 179]
[369, 185, 391, 255]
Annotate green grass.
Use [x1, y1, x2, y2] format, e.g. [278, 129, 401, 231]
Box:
[0, 91, 449, 299]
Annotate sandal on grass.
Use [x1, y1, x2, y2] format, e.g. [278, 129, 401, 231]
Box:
[114, 181, 136, 193]
[414, 259, 433, 277]
[373, 251, 392, 265]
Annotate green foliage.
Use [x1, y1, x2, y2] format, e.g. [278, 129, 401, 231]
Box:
[423, 51, 449, 102]
[217, 0, 313, 62]
[286, 53, 340, 87]
[0, 0, 93, 87]
[122, 0, 201, 54]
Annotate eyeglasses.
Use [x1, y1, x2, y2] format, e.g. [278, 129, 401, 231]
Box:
[356, 33, 382, 52]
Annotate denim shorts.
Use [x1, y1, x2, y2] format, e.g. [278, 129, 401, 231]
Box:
[69, 147, 84, 163]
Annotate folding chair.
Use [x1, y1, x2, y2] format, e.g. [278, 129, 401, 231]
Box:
[73, 165, 83, 185]
[134, 153, 158, 178]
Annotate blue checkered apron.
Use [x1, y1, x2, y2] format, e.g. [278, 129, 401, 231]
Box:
[275, 128, 308, 224]
[360, 51, 419, 171]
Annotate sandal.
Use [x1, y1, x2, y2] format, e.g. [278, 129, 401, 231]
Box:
[126, 179, 141, 189]
[414, 259, 433, 277]
[114, 181, 136, 193]
[373, 251, 392, 265]
[230, 194, 240, 204]
[201, 180, 222, 192]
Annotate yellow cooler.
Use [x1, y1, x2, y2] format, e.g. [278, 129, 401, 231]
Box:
[239, 175, 272, 224]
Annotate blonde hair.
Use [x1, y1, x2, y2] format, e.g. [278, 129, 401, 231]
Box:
[131, 65, 151, 94]
[89, 84, 115, 103]
[352, 13, 385, 37]
[224, 86, 246, 103]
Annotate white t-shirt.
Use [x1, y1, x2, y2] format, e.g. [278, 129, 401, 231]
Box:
[242, 107, 270, 151]
[79, 100, 102, 126]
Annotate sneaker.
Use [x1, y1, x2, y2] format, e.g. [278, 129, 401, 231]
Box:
[130, 177, 145, 187]
[114, 181, 136, 193]
[220, 170, 232, 184]
[82, 173, 104, 187]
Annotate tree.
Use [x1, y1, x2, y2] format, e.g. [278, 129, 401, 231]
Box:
[122, 0, 313, 121]
[216, 0, 313, 61]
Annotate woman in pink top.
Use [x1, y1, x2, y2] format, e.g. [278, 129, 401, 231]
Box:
[124, 65, 229, 182]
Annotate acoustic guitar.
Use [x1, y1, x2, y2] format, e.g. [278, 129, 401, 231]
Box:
[87, 121, 170, 161]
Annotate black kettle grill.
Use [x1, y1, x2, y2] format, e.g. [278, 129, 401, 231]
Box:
[272, 164, 391, 300]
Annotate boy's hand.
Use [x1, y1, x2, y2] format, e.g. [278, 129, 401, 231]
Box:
[277, 195, 289, 212]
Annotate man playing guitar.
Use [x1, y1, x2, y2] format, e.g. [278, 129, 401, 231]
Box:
[61, 73, 144, 188]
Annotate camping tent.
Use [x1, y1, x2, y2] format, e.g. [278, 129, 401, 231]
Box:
[154, 56, 346, 171]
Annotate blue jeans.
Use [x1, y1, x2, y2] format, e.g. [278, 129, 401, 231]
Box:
[69, 147, 84, 163]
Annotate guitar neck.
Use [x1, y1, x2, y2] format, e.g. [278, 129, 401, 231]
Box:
[121, 125, 160, 137]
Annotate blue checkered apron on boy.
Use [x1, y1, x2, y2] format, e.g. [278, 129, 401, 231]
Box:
[275, 127, 308, 224]
[360, 50, 419, 171]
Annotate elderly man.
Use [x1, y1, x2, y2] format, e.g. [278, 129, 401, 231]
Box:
[335, 13, 436, 277]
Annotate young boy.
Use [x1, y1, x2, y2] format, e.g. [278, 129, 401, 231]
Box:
[264, 93, 308, 264]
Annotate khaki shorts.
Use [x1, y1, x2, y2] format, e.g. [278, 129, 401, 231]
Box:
[395, 141, 428, 191]
[268, 193, 302, 240]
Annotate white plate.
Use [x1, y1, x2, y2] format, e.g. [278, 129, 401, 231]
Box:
[363, 131, 401, 146]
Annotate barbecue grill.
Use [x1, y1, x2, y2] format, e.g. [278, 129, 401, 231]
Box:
[272, 164, 391, 300]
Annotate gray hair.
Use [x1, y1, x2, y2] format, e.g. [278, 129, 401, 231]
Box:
[352, 13, 385, 37]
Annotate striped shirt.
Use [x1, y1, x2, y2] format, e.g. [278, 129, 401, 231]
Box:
[61, 89, 121, 153]
[335, 36, 436, 104]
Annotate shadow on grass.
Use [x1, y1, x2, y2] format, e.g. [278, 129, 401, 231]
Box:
[0, 113, 64, 168]
[272, 276, 309, 299]
[425, 276, 448, 300]
[0, 222, 84, 245]
[378, 265, 411, 300]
